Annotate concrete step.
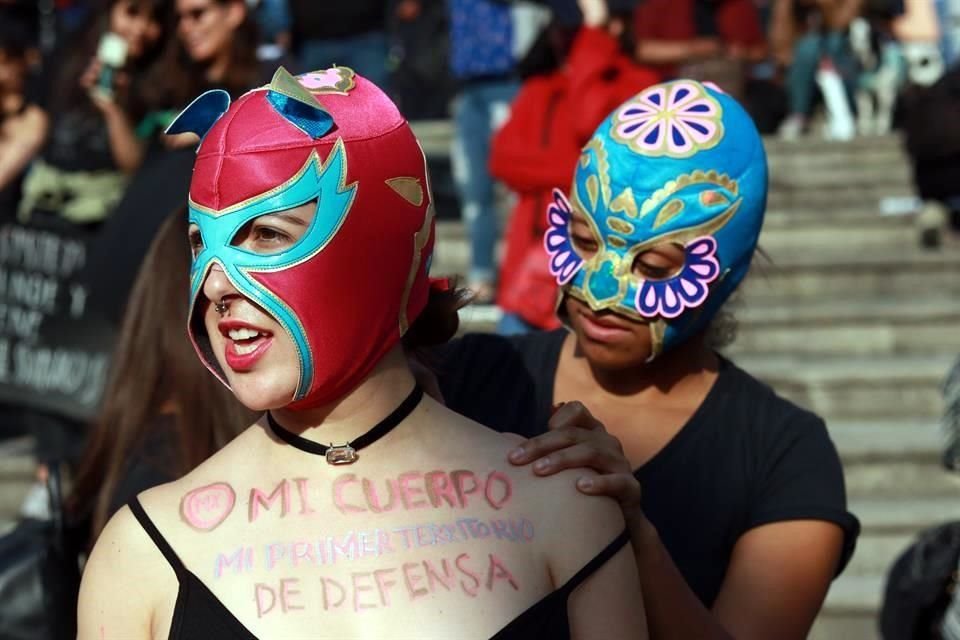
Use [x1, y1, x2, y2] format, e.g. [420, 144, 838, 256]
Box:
[741, 251, 960, 302]
[762, 133, 903, 156]
[852, 495, 960, 535]
[733, 354, 951, 420]
[766, 187, 914, 210]
[818, 573, 884, 620]
[769, 164, 912, 190]
[759, 222, 914, 253]
[844, 533, 913, 577]
[831, 421, 954, 497]
[842, 497, 960, 607]
[830, 420, 943, 464]
[726, 298, 960, 357]
[845, 460, 960, 498]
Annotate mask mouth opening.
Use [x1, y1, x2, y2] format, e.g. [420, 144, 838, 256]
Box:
[188, 298, 229, 388]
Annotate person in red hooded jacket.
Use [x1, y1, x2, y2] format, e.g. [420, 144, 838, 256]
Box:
[490, 0, 659, 334]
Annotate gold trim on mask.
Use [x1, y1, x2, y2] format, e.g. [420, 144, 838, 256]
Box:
[607, 217, 635, 235]
[653, 199, 685, 229]
[586, 175, 600, 211]
[607, 235, 627, 248]
[610, 187, 640, 219]
[385, 177, 424, 207]
[269, 66, 328, 110]
[564, 284, 648, 322]
[580, 137, 612, 205]
[398, 142, 435, 335]
[639, 170, 738, 218]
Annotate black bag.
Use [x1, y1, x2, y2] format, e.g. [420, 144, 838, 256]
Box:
[880, 521, 960, 640]
[0, 465, 82, 640]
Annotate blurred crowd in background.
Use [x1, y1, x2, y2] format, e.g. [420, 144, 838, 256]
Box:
[0, 0, 959, 545]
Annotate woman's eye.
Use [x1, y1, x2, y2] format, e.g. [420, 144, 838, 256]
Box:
[632, 247, 684, 280]
[189, 230, 204, 257]
[634, 261, 673, 279]
[571, 234, 599, 256]
[253, 226, 290, 244]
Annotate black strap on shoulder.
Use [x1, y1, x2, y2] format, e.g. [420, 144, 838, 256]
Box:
[128, 497, 187, 579]
[559, 529, 631, 596]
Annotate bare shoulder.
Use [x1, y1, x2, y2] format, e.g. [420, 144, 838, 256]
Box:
[78, 505, 173, 638]
[430, 401, 626, 577]
[428, 398, 527, 454]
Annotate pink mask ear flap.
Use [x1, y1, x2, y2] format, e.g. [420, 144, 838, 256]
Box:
[165, 89, 231, 142]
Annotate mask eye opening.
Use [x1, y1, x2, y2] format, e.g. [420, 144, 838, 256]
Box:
[229, 198, 318, 256]
[569, 211, 602, 260]
[631, 242, 686, 281]
[188, 224, 204, 259]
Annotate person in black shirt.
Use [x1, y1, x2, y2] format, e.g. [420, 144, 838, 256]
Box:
[436, 77, 859, 640]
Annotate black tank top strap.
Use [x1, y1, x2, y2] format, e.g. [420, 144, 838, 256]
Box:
[128, 496, 187, 580]
[557, 529, 631, 596]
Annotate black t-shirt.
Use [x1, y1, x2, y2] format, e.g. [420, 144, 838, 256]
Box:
[437, 329, 860, 607]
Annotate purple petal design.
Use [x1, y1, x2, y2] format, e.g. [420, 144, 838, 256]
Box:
[543, 189, 584, 285]
[633, 236, 721, 319]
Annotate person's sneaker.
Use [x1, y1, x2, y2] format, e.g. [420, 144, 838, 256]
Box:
[777, 114, 806, 141]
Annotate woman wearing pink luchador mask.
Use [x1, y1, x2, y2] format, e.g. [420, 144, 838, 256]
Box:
[76, 68, 647, 640]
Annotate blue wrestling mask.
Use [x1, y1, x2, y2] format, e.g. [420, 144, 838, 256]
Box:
[544, 80, 768, 360]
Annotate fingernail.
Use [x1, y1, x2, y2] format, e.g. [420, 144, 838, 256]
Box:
[509, 447, 525, 461]
[577, 477, 593, 490]
[534, 458, 550, 472]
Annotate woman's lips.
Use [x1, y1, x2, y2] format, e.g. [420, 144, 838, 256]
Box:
[577, 309, 633, 343]
[218, 320, 274, 371]
[224, 335, 274, 371]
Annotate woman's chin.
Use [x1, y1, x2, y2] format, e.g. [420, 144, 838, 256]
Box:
[227, 378, 294, 412]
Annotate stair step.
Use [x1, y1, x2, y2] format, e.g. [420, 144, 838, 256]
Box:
[767, 188, 914, 210]
[853, 496, 960, 534]
[727, 298, 960, 356]
[769, 164, 912, 189]
[822, 574, 885, 616]
[846, 461, 960, 497]
[844, 533, 913, 577]
[830, 420, 942, 463]
[741, 251, 960, 302]
[732, 354, 951, 420]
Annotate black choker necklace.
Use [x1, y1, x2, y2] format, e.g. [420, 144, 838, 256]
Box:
[266, 385, 423, 465]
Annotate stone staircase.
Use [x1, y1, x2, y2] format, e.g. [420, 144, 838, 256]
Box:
[0, 128, 954, 638]
[421, 126, 960, 639]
